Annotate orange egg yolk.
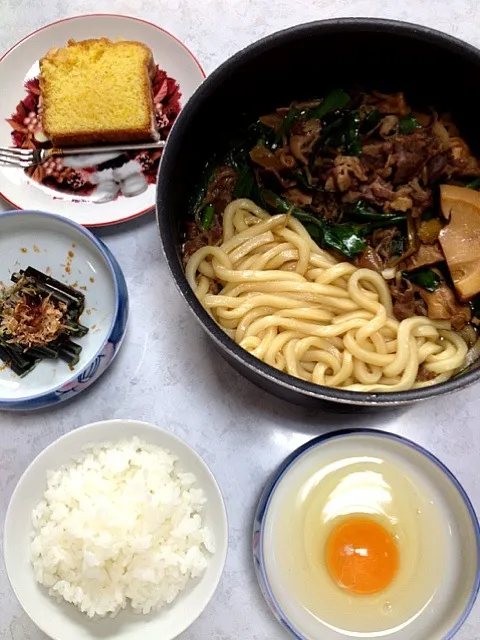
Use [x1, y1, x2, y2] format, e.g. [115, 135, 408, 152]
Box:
[325, 518, 399, 595]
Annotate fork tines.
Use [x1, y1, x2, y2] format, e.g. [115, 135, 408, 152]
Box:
[0, 147, 34, 168]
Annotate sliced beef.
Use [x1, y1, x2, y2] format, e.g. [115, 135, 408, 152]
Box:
[408, 178, 433, 213]
[405, 243, 444, 270]
[282, 187, 313, 207]
[369, 176, 396, 200]
[290, 118, 322, 164]
[250, 145, 286, 172]
[361, 141, 393, 173]
[390, 278, 427, 320]
[325, 156, 368, 192]
[183, 166, 236, 263]
[259, 112, 283, 131]
[366, 91, 410, 116]
[356, 246, 383, 272]
[183, 221, 223, 263]
[357, 182, 410, 213]
[250, 145, 298, 188]
[450, 150, 480, 177]
[426, 152, 449, 183]
[371, 227, 402, 263]
[419, 283, 471, 330]
[391, 133, 441, 185]
[379, 115, 399, 138]
[416, 367, 438, 382]
[310, 192, 343, 221]
[203, 166, 237, 213]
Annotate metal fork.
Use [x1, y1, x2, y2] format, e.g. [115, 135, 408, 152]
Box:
[0, 141, 166, 168]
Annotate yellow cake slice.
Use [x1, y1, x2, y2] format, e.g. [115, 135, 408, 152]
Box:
[39, 38, 158, 147]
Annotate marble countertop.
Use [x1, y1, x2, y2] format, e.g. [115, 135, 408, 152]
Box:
[1, 1, 480, 639]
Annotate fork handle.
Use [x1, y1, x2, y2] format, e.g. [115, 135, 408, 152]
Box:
[49, 141, 166, 157]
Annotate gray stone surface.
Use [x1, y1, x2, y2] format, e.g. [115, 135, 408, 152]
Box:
[0, 2, 479, 639]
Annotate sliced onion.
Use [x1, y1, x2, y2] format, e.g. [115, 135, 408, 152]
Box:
[457, 324, 478, 348]
[463, 337, 480, 369]
[381, 267, 397, 280]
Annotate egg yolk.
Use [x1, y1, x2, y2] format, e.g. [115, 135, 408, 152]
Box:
[325, 518, 399, 595]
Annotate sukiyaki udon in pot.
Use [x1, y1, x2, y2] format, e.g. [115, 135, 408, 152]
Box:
[183, 89, 479, 393]
[157, 19, 480, 406]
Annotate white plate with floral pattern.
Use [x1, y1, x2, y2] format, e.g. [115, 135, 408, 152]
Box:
[0, 14, 205, 226]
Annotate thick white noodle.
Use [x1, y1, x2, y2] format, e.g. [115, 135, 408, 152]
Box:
[185, 199, 467, 392]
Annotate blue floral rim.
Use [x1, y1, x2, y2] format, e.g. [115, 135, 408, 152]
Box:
[252, 428, 480, 640]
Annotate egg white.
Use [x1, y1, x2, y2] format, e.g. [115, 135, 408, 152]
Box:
[262, 436, 462, 639]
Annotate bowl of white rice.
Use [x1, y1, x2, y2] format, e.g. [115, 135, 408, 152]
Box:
[3, 419, 228, 640]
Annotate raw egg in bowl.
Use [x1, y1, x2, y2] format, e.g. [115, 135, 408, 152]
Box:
[253, 430, 480, 640]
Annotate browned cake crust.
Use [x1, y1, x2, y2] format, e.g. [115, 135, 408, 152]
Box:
[45, 128, 154, 148]
[39, 39, 157, 147]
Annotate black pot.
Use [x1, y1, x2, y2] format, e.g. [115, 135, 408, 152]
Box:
[156, 18, 480, 408]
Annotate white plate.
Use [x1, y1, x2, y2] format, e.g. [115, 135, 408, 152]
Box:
[0, 14, 205, 226]
[4, 419, 228, 640]
[0, 210, 128, 410]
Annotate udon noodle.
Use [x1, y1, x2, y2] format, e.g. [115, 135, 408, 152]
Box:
[185, 199, 467, 392]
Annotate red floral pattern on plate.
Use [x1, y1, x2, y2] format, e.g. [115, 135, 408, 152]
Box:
[7, 67, 181, 200]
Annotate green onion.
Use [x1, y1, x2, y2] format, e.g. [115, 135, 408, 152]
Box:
[0, 267, 89, 377]
[54, 339, 83, 366]
[421, 209, 436, 221]
[402, 267, 442, 292]
[399, 114, 421, 135]
[465, 177, 480, 190]
[320, 110, 362, 156]
[57, 350, 80, 367]
[273, 107, 300, 147]
[343, 111, 362, 156]
[471, 295, 480, 318]
[320, 223, 367, 257]
[273, 89, 351, 148]
[345, 200, 407, 225]
[361, 109, 381, 131]
[306, 89, 351, 120]
[200, 204, 215, 231]
[12, 267, 85, 314]
[259, 190, 367, 259]
[64, 321, 89, 338]
[0, 338, 39, 377]
[27, 345, 59, 359]
[233, 165, 255, 199]
[260, 189, 291, 213]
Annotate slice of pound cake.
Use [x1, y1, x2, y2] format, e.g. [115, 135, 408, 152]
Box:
[40, 38, 159, 147]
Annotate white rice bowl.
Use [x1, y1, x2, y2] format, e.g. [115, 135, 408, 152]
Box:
[4, 419, 228, 640]
[30, 438, 215, 618]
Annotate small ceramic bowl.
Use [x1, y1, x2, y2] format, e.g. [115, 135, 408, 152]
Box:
[253, 429, 480, 640]
[4, 419, 228, 640]
[0, 210, 128, 410]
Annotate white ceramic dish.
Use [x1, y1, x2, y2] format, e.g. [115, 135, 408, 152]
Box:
[0, 13, 205, 226]
[253, 429, 480, 640]
[0, 210, 128, 410]
[4, 419, 228, 640]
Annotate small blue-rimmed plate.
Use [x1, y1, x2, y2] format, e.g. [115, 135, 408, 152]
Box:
[253, 429, 480, 640]
[0, 210, 128, 410]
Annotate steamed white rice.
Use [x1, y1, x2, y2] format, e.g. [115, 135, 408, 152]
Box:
[30, 437, 214, 618]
